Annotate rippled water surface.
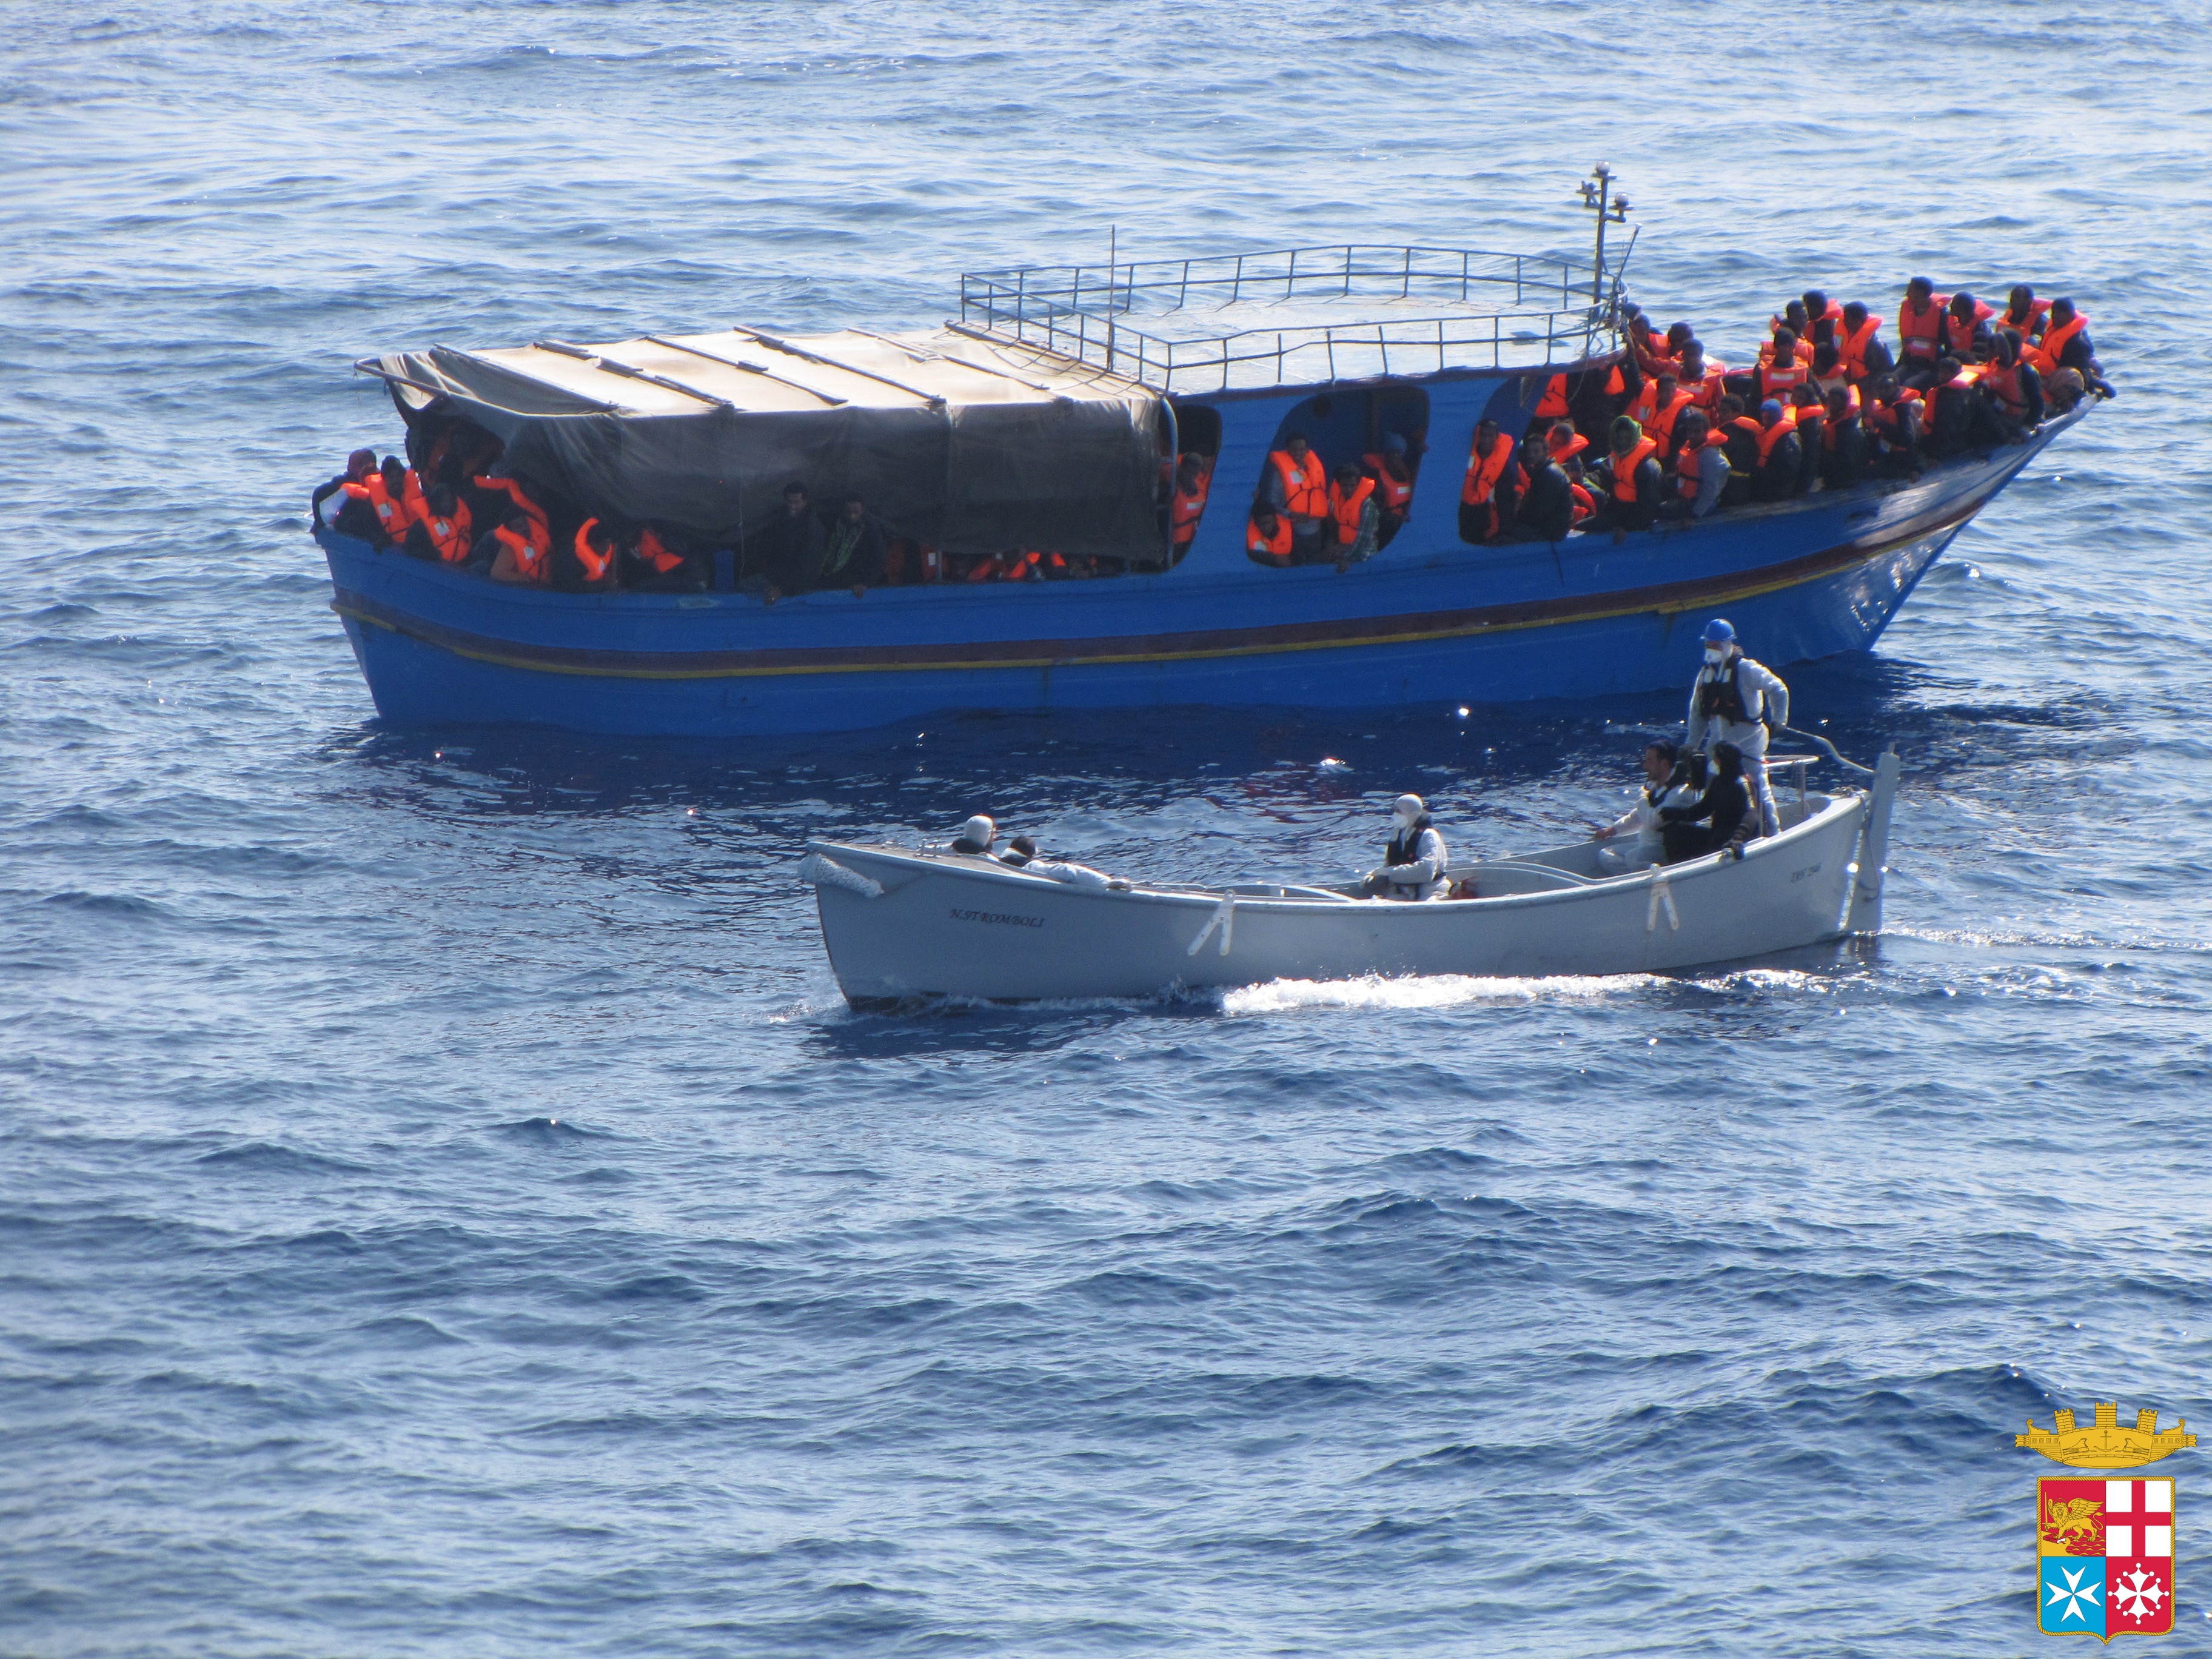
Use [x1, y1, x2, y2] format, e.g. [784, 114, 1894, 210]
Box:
[7, 4, 2212, 1654]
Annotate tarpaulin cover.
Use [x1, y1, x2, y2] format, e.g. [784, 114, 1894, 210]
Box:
[371, 329, 1167, 561]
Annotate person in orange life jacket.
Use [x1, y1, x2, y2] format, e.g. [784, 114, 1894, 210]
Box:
[1861, 373, 1924, 480]
[559, 517, 619, 592]
[1975, 329, 2045, 439]
[1247, 501, 1293, 566]
[1896, 276, 1947, 386]
[1920, 357, 2005, 458]
[470, 466, 551, 541]
[622, 523, 708, 592]
[1328, 461, 1379, 567]
[1658, 410, 1728, 523]
[1544, 419, 1590, 466]
[1169, 455, 1211, 557]
[1629, 373, 1692, 449]
[1748, 399, 1802, 503]
[1513, 439, 1576, 542]
[1835, 301, 1892, 384]
[2028, 297, 2114, 397]
[1458, 417, 1518, 543]
[355, 455, 415, 546]
[1809, 343, 1852, 401]
[312, 447, 378, 537]
[1674, 342, 1728, 413]
[401, 484, 472, 565]
[1592, 415, 1663, 537]
[1561, 454, 1598, 526]
[2000, 284, 2050, 346]
[1942, 292, 1996, 361]
[1787, 386, 1828, 496]
[1262, 432, 1331, 559]
[488, 513, 553, 586]
[1818, 385, 1866, 491]
[1533, 374, 1571, 423]
[1769, 299, 1812, 346]
[1757, 329, 1811, 405]
[1360, 432, 1416, 540]
[1711, 394, 1763, 508]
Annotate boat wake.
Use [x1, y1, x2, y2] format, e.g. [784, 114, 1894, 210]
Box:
[1223, 971, 1667, 1014]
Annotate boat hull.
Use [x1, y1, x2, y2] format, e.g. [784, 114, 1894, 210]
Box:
[804, 793, 1868, 1004]
[320, 412, 2079, 739]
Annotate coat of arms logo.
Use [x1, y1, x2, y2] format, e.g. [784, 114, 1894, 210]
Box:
[2018, 1403, 2196, 1641]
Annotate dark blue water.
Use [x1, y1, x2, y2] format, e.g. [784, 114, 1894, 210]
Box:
[7, 4, 2211, 1654]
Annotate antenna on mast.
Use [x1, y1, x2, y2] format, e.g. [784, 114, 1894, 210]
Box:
[1578, 165, 1631, 317]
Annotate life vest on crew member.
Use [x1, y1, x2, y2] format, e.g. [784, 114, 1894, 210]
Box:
[1609, 437, 1658, 503]
[1697, 657, 1759, 726]
[634, 526, 685, 574]
[1897, 293, 1948, 361]
[1461, 437, 1513, 506]
[1247, 512, 1293, 563]
[1545, 426, 1590, 464]
[2026, 311, 2088, 375]
[573, 518, 615, 583]
[494, 520, 551, 583]
[1267, 448, 1330, 519]
[472, 473, 549, 532]
[1171, 468, 1211, 546]
[1361, 453, 1415, 514]
[362, 472, 412, 541]
[423, 502, 471, 563]
[1533, 374, 1570, 420]
[1329, 476, 1375, 546]
[1837, 317, 1882, 381]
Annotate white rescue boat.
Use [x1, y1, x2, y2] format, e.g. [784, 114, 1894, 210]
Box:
[800, 743, 1901, 1008]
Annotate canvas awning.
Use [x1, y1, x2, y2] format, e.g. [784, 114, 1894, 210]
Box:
[364, 326, 1167, 561]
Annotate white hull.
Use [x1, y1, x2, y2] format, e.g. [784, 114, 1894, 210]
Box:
[803, 776, 1891, 1005]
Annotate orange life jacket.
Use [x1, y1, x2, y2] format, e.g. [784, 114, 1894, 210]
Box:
[2000, 297, 2051, 340]
[1754, 412, 1798, 466]
[1569, 483, 1595, 525]
[1171, 472, 1211, 546]
[1329, 477, 1376, 545]
[1942, 301, 1994, 358]
[1361, 453, 1415, 512]
[422, 501, 472, 563]
[1629, 384, 1693, 445]
[1678, 365, 1728, 411]
[1603, 364, 1626, 396]
[1533, 374, 1570, 419]
[1897, 293, 1948, 361]
[1267, 449, 1330, 518]
[1608, 437, 1658, 503]
[1837, 317, 1882, 380]
[494, 521, 550, 583]
[1980, 361, 2029, 417]
[573, 518, 614, 583]
[2026, 312, 2088, 375]
[1546, 427, 1590, 464]
[363, 474, 412, 540]
[635, 526, 685, 574]
[1675, 438, 1724, 500]
[1759, 360, 1810, 403]
[1461, 437, 1514, 506]
[472, 474, 549, 532]
[1247, 513, 1292, 563]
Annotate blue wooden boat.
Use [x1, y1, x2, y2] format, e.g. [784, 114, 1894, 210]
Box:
[315, 243, 2091, 737]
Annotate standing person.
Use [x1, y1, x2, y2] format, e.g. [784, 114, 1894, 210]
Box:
[1361, 794, 1450, 900]
[1360, 432, 1418, 542]
[1168, 454, 1211, 560]
[311, 448, 377, 535]
[1327, 461, 1379, 567]
[1897, 276, 1947, 387]
[1684, 618, 1789, 838]
[759, 481, 827, 601]
[1458, 418, 1517, 543]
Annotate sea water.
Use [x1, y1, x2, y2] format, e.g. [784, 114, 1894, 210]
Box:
[5, 4, 2211, 1653]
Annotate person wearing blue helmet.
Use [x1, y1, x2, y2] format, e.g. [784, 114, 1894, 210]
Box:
[1684, 618, 1790, 839]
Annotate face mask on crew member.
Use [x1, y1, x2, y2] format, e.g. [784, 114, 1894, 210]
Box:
[1704, 646, 1728, 664]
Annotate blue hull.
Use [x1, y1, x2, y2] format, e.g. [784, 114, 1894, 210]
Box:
[321, 401, 2082, 739]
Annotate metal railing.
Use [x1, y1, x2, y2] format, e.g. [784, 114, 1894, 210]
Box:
[956, 244, 1627, 392]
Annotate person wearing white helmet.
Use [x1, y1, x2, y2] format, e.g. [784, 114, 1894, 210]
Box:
[1362, 794, 1450, 900]
[1683, 618, 1789, 839]
[950, 814, 1001, 858]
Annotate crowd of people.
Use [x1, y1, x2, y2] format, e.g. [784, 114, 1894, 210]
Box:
[1235, 277, 2113, 562]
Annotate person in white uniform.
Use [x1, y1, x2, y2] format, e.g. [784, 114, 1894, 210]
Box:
[1683, 618, 1789, 839]
[1363, 794, 1450, 899]
[1593, 740, 1700, 872]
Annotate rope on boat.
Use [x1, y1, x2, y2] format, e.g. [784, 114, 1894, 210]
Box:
[1646, 870, 1679, 933]
[797, 852, 885, 900]
[1187, 895, 1236, 957]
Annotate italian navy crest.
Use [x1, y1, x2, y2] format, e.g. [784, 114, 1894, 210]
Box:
[2019, 1404, 2194, 1641]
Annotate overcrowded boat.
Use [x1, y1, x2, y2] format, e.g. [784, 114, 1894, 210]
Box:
[309, 181, 2108, 738]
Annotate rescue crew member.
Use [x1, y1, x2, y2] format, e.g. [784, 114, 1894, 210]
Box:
[1459, 417, 1517, 543]
[1897, 276, 1946, 385]
[1169, 454, 1211, 560]
[1362, 794, 1450, 900]
[1751, 399, 1802, 502]
[312, 448, 377, 537]
[1683, 618, 1789, 839]
[1328, 461, 1379, 567]
[950, 814, 1001, 857]
[1360, 432, 1416, 542]
[1247, 501, 1293, 567]
[1659, 740, 1759, 864]
[1597, 416, 1663, 536]
[488, 513, 552, 586]
[1264, 432, 1331, 560]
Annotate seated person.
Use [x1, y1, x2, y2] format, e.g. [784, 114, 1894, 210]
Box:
[1514, 441, 1576, 543]
[1659, 411, 1728, 521]
[1789, 386, 1827, 495]
[1247, 502, 1293, 567]
[1835, 301, 1893, 383]
[1757, 329, 1810, 403]
[1658, 742, 1756, 863]
[468, 465, 551, 545]
[1561, 455, 1597, 527]
[1329, 461, 1380, 566]
[1714, 395, 1762, 507]
[1750, 400, 1801, 502]
[2042, 366, 2088, 414]
[772, 495, 888, 598]
[1594, 415, 1663, 535]
[1942, 291, 1994, 361]
[1594, 740, 1695, 871]
[1920, 358, 2006, 458]
[622, 523, 710, 592]
[758, 481, 826, 600]
[401, 483, 473, 565]
[1862, 375, 1923, 478]
[1169, 454, 1211, 559]
[950, 815, 1002, 857]
[1458, 418, 1518, 543]
[1818, 386, 1865, 490]
[1360, 432, 1417, 541]
[312, 449, 378, 537]
[2027, 297, 2115, 397]
[1975, 330, 2045, 440]
[1544, 419, 1590, 466]
[358, 455, 415, 546]
[1361, 794, 1449, 900]
[1263, 432, 1332, 561]
[1809, 343, 1850, 398]
[1675, 342, 1728, 412]
[488, 513, 553, 585]
[999, 834, 1037, 868]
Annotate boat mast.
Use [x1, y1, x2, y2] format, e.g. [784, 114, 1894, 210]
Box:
[1578, 164, 1631, 320]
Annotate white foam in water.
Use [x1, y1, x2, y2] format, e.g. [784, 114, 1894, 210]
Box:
[1224, 972, 1665, 1013]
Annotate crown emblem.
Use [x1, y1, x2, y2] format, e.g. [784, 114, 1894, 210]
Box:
[2017, 1403, 2196, 1469]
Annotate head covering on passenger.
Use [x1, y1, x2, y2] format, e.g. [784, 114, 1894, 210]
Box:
[951, 814, 997, 856]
